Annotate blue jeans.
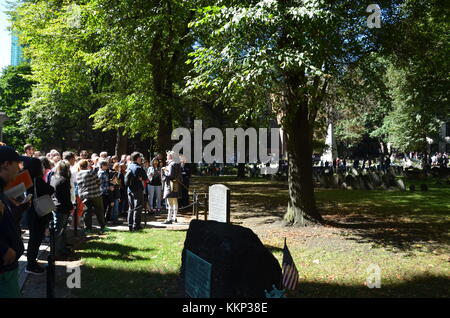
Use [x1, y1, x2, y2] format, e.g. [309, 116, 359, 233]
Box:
[147, 185, 162, 209]
[112, 199, 120, 222]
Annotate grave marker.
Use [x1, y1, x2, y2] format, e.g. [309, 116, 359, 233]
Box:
[208, 184, 230, 223]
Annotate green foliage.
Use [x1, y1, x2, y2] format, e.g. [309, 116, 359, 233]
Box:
[380, 0, 449, 152]
[332, 54, 392, 148]
[333, 0, 449, 152]
[0, 64, 35, 149]
[11, 0, 198, 148]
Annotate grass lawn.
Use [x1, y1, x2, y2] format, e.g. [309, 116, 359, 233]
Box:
[71, 229, 187, 298]
[71, 175, 450, 298]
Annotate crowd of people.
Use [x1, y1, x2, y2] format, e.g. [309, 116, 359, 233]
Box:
[0, 143, 191, 298]
[430, 152, 450, 167]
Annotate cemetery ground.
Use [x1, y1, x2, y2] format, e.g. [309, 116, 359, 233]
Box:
[22, 175, 450, 298]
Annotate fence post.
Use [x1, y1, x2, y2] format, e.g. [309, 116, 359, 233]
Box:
[73, 205, 78, 237]
[204, 193, 208, 221]
[46, 217, 56, 298]
[193, 191, 198, 220]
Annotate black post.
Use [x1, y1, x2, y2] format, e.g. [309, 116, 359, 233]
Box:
[204, 194, 207, 221]
[73, 205, 78, 237]
[193, 191, 198, 220]
[46, 217, 56, 298]
[144, 201, 147, 228]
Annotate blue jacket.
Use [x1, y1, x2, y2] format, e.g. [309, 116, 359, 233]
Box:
[0, 177, 25, 274]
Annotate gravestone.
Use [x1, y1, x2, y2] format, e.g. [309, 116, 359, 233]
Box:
[312, 171, 319, 183]
[208, 184, 230, 223]
[396, 179, 406, 191]
[181, 220, 282, 298]
[370, 171, 381, 187]
[345, 174, 355, 189]
[382, 173, 396, 188]
[354, 175, 364, 190]
[409, 185, 416, 192]
[333, 174, 341, 188]
[362, 175, 374, 190]
[388, 166, 397, 176]
[319, 175, 330, 188]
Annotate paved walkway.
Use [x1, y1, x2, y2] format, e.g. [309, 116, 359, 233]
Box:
[19, 230, 50, 292]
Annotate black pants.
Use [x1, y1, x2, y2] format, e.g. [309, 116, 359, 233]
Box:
[83, 197, 106, 230]
[127, 191, 144, 229]
[120, 191, 129, 215]
[181, 180, 190, 207]
[102, 194, 112, 221]
[27, 207, 49, 265]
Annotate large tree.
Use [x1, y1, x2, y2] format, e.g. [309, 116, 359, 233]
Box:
[11, 0, 117, 152]
[185, 0, 399, 225]
[11, 0, 200, 154]
[85, 0, 199, 153]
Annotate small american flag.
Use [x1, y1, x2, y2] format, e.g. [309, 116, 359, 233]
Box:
[282, 238, 299, 290]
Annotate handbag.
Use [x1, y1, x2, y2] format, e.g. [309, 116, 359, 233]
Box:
[33, 178, 56, 217]
[170, 179, 180, 193]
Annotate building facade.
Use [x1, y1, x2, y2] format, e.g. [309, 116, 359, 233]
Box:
[10, 34, 24, 66]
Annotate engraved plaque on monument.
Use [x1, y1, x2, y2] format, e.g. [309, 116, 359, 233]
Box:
[208, 184, 230, 223]
[185, 249, 212, 298]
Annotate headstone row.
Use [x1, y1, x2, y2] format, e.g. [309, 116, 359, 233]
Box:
[312, 167, 407, 191]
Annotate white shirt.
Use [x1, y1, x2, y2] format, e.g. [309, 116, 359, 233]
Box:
[70, 165, 78, 203]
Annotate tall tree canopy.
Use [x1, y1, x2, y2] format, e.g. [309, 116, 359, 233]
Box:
[7, 0, 448, 226]
[11, 0, 200, 153]
[333, 0, 449, 157]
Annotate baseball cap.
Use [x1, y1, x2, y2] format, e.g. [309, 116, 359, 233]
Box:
[0, 146, 29, 163]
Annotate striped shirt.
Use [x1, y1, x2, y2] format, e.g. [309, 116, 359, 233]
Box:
[76, 169, 101, 200]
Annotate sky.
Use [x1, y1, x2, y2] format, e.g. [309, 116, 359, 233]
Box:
[0, 0, 12, 72]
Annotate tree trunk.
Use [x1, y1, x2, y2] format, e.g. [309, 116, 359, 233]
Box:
[156, 114, 172, 155]
[115, 127, 128, 156]
[283, 114, 323, 226]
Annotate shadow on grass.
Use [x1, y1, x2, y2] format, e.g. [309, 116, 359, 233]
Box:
[76, 241, 155, 262]
[325, 218, 450, 252]
[289, 274, 450, 298]
[71, 266, 182, 298]
[70, 265, 450, 298]
[191, 176, 450, 252]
